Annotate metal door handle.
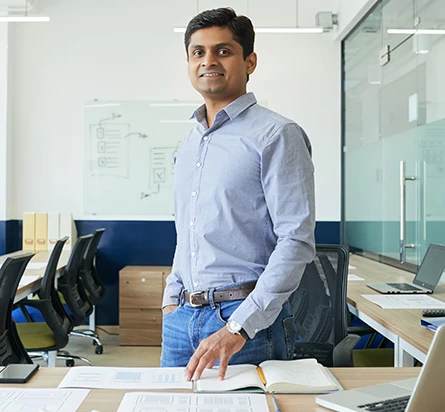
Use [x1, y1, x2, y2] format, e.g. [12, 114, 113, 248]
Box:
[400, 161, 417, 263]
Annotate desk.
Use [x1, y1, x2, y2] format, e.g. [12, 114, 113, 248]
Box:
[347, 255, 445, 366]
[6, 367, 420, 411]
[0, 250, 70, 303]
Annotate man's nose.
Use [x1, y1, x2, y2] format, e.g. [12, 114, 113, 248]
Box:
[201, 52, 218, 66]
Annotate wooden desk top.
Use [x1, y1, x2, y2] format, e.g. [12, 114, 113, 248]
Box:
[348, 254, 445, 355]
[0, 250, 71, 301]
[6, 367, 420, 411]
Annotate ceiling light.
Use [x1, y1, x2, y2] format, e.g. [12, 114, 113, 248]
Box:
[0, 1, 50, 23]
[0, 16, 50, 22]
[387, 29, 445, 35]
[173, 2, 336, 35]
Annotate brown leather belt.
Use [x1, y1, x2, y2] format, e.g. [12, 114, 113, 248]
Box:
[183, 281, 256, 307]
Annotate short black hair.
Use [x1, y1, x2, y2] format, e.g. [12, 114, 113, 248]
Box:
[184, 7, 255, 59]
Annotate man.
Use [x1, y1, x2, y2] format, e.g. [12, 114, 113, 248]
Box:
[161, 7, 315, 382]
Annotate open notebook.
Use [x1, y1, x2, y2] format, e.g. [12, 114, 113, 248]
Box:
[316, 324, 445, 411]
[367, 243, 445, 294]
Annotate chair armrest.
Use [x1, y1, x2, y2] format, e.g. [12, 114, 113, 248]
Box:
[333, 334, 361, 367]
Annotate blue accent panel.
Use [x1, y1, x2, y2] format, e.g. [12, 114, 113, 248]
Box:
[0, 220, 21, 254]
[0, 220, 5, 255]
[5, 219, 339, 325]
[75, 220, 177, 325]
[315, 221, 340, 244]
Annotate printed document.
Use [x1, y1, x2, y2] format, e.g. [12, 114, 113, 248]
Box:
[362, 294, 445, 309]
[58, 366, 192, 390]
[0, 388, 89, 412]
[117, 392, 269, 412]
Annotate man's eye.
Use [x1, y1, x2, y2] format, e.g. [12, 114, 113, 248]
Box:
[193, 50, 203, 57]
[218, 49, 230, 55]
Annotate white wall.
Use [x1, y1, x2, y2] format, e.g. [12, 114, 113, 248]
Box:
[0, 24, 8, 220]
[7, 0, 346, 221]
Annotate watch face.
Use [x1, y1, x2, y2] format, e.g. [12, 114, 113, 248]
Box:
[227, 320, 242, 334]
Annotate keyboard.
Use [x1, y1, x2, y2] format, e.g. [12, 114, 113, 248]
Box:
[358, 395, 410, 411]
[387, 282, 422, 291]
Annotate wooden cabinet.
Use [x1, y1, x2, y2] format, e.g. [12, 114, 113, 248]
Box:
[119, 266, 171, 346]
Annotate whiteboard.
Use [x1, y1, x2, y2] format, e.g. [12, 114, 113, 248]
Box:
[83, 100, 201, 217]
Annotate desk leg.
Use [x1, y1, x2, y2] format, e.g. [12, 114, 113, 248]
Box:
[47, 350, 57, 367]
[89, 306, 96, 331]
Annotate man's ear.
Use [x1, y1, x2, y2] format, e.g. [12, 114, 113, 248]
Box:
[246, 52, 257, 75]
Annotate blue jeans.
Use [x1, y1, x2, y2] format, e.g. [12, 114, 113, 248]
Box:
[160, 299, 296, 367]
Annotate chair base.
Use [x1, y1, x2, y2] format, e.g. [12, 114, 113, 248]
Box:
[71, 328, 104, 354]
[29, 350, 94, 367]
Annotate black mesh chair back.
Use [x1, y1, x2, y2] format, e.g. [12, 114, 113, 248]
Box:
[0, 253, 35, 365]
[79, 228, 106, 305]
[289, 244, 359, 367]
[57, 234, 93, 325]
[17, 237, 72, 351]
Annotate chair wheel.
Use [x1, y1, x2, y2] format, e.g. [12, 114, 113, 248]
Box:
[95, 345, 103, 354]
[66, 359, 75, 367]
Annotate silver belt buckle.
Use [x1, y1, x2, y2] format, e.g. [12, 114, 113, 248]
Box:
[189, 291, 203, 307]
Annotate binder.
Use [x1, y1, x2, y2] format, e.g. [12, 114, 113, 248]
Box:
[22, 213, 36, 251]
[60, 213, 77, 250]
[47, 212, 60, 251]
[35, 213, 48, 251]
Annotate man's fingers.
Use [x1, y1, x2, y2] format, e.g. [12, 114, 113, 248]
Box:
[184, 353, 200, 381]
[218, 357, 229, 381]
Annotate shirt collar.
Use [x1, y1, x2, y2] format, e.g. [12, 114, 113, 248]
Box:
[191, 92, 257, 125]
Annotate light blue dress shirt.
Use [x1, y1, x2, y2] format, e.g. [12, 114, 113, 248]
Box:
[163, 92, 316, 338]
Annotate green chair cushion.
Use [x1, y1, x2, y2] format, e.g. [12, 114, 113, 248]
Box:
[16, 322, 57, 350]
[353, 348, 394, 367]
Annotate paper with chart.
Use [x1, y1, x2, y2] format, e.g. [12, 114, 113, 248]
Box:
[0, 388, 89, 412]
[117, 392, 269, 412]
[58, 366, 192, 390]
[362, 294, 445, 309]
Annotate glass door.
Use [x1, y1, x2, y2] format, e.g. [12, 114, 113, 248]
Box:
[343, 0, 445, 269]
[380, 0, 420, 265]
[416, 0, 445, 258]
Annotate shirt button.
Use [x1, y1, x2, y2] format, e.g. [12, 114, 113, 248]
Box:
[194, 281, 199, 288]
[196, 162, 201, 167]
[203, 136, 209, 141]
[191, 252, 196, 257]
[191, 191, 197, 197]
[189, 221, 194, 226]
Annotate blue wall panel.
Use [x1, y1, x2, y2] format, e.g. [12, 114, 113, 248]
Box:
[3, 219, 340, 325]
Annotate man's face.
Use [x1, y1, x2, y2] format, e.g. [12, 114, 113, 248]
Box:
[187, 26, 257, 105]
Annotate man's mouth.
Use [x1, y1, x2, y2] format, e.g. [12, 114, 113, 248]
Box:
[200, 72, 223, 77]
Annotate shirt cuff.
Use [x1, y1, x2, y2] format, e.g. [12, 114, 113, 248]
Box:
[229, 299, 268, 339]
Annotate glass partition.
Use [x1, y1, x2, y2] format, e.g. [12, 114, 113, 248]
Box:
[343, 0, 445, 269]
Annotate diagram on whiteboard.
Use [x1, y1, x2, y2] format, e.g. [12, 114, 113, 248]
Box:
[83, 100, 199, 216]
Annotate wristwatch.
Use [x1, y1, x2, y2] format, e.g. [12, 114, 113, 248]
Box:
[226, 320, 250, 340]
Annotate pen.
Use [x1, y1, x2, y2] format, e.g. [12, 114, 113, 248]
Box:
[272, 395, 281, 412]
[256, 366, 267, 386]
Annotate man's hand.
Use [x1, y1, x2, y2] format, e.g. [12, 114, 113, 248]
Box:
[184, 327, 246, 382]
[162, 304, 178, 315]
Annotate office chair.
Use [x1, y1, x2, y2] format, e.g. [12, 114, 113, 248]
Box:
[72, 228, 106, 354]
[289, 244, 360, 367]
[0, 253, 35, 365]
[58, 234, 103, 362]
[15, 237, 92, 367]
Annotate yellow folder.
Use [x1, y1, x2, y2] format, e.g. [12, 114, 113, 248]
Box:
[22, 212, 36, 251]
[35, 213, 48, 251]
